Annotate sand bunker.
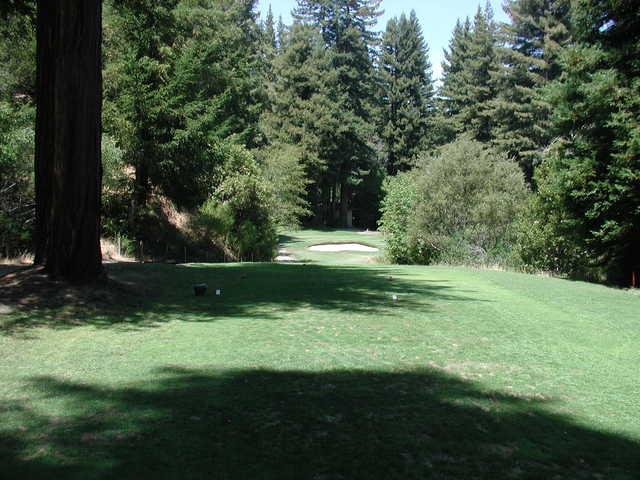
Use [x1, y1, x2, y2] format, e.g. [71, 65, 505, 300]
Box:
[275, 249, 296, 262]
[275, 255, 296, 262]
[308, 243, 379, 253]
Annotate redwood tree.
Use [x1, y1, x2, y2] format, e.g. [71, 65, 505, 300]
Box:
[34, 0, 103, 281]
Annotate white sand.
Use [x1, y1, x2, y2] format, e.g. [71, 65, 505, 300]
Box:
[275, 255, 296, 262]
[308, 243, 379, 253]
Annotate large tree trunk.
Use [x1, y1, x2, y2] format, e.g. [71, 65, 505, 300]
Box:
[34, 0, 103, 281]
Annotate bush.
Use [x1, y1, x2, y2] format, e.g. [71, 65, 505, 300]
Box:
[258, 144, 310, 228]
[380, 137, 530, 266]
[101, 134, 131, 238]
[0, 101, 34, 257]
[514, 144, 598, 279]
[193, 147, 277, 261]
[378, 171, 419, 263]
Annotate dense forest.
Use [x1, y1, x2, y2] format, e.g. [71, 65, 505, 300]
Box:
[0, 0, 638, 286]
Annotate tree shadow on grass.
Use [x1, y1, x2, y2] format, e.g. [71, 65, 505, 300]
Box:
[0, 263, 477, 335]
[0, 367, 638, 479]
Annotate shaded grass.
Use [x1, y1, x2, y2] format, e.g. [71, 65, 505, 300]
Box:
[0, 229, 639, 478]
[0, 262, 470, 334]
[2, 367, 639, 479]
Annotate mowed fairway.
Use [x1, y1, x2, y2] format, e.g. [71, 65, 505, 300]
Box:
[1, 230, 639, 479]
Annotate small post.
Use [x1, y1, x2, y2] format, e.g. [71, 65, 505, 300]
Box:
[117, 235, 121, 257]
[632, 270, 638, 289]
[184, 246, 187, 264]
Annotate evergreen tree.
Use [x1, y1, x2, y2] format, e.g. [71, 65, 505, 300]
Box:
[436, 18, 472, 144]
[276, 15, 287, 50]
[465, 3, 499, 142]
[103, 0, 178, 226]
[437, 4, 499, 144]
[491, 0, 571, 181]
[530, 0, 640, 285]
[260, 4, 278, 99]
[104, 0, 263, 216]
[260, 23, 342, 224]
[0, 6, 36, 257]
[379, 11, 435, 174]
[292, 0, 382, 226]
[263, 4, 276, 50]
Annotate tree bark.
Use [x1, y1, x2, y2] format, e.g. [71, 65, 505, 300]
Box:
[34, 0, 103, 281]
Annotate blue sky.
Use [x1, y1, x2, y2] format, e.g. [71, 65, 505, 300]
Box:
[257, 0, 509, 79]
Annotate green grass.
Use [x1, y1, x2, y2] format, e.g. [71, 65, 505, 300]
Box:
[278, 227, 385, 264]
[0, 229, 639, 479]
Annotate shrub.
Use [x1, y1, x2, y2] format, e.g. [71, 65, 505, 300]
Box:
[193, 147, 277, 261]
[514, 144, 599, 279]
[380, 137, 530, 266]
[378, 171, 419, 263]
[409, 138, 529, 265]
[0, 101, 34, 257]
[101, 134, 132, 238]
[258, 144, 310, 228]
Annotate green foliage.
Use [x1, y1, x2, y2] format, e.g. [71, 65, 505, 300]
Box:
[103, 0, 263, 214]
[101, 134, 131, 238]
[101, 134, 127, 194]
[379, 11, 435, 174]
[193, 146, 277, 261]
[0, 101, 34, 256]
[0, 7, 35, 99]
[437, 5, 500, 144]
[515, 161, 593, 277]
[435, 19, 471, 145]
[277, 0, 382, 226]
[527, 0, 640, 285]
[260, 23, 330, 180]
[381, 138, 529, 266]
[258, 144, 310, 228]
[410, 139, 529, 265]
[378, 171, 419, 263]
[490, 0, 571, 181]
[0, 9, 35, 257]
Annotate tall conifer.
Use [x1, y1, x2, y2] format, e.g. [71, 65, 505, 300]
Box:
[379, 11, 435, 174]
[491, 0, 571, 180]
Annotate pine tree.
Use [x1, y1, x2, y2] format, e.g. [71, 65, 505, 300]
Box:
[437, 4, 500, 144]
[465, 3, 499, 142]
[292, 0, 382, 226]
[379, 10, 435, 174]
[103, 0, 178, 227]
[104, 0, 263, 213]
[263, 4, 276, 50]
[532, 0, 640, 285]
[437, 18, 472, 144]
[276, 15, 287, 50]
[490, 0, 571, 181]
[260, 5, 278, 93]
[260, 23, 341, 224]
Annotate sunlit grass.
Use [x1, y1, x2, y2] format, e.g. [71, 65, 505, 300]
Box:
[0, 230, 638, 478]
